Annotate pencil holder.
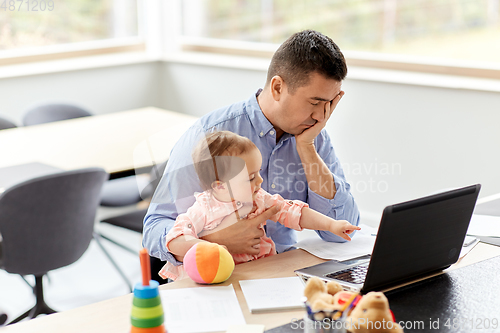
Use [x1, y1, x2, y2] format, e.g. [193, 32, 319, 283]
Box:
[304, 310, 346, 333]
[131, 249, 167, 333]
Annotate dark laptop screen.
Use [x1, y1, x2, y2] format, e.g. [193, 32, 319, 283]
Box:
[362, 184, 480, 292]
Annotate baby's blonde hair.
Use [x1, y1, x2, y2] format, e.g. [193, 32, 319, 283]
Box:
[192, 131, 256, 191]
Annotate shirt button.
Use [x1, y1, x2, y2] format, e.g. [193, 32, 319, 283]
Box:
[270, 130, 275, 135]
[271, 184, 276, 189]
[260, 131, 264, 137]
[187, 224, 192, 228]
[272, 151, 275, 155]
[236, 201, 241, 206]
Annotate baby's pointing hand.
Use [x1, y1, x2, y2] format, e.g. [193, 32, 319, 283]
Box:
[335, 220, 361, 241]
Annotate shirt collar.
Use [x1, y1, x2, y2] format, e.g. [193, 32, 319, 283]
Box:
[247, 89, 275, 137]
[247, 89, 295, 143]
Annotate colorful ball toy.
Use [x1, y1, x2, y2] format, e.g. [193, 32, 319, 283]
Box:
[130, 249, 166, 333]
[183, 242, 235, 284]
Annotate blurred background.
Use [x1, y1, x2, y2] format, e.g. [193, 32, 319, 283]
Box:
[2, 0, 500, 62]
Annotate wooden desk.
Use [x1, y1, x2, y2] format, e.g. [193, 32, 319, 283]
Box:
[0, 107, 197, 175]
[3, 244, 500, 333]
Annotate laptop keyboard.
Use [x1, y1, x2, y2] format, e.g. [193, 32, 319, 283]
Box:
[324, 263, 369, 284]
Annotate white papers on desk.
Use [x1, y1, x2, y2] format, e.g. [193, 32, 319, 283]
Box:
[294, 224, 377, 261]
[239, 277, 305, 313]
[459, 237, 480, 259]
[160, 284, 245, 333]
[467, 214, 500, 237]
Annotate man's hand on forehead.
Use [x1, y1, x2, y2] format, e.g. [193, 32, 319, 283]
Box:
[295, 90, 344, 146]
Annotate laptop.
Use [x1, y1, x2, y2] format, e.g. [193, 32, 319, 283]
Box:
[295, 184, 481, 294]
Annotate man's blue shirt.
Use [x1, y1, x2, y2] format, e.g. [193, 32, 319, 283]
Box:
[143, 90, 360, 264]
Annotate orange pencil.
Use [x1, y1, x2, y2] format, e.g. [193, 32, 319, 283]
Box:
[139, 248, 151, 286]
[333, 292, 358, 320]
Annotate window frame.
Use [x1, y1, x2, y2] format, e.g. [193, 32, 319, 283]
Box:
[2, 0, 500, 82]
[0, 38, 145, 66]
[0, 0, 146, 67]
[179, 36, 500, 80]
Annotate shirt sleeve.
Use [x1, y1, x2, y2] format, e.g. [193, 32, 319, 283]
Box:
[165, 204, 206, 252]
[262, 191, 308, 231]
[142, 125, 205, 264]
[309, 130, 361, 243]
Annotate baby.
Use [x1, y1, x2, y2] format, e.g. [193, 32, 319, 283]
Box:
[159, 131, 360, 280]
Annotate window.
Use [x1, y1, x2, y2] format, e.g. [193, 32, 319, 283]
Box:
[0, 0, 143, 64]
[181, 0, 500, 77]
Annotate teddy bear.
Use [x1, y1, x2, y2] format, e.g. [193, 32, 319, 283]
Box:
[303, 277, 349, 320]
[303, 278, 403, 332]
[346, 292, 404, 333]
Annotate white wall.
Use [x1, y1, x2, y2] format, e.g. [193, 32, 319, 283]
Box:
[333, 80, 500, 222]
[0, 61, 162, 124]
[161, 61, 266, 117]
[161, 61, 500, 225]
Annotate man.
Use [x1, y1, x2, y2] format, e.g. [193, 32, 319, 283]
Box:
[143, 30, 360, 272]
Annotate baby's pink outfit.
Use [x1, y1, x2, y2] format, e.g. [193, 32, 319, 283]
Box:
[159, 188, 308, 280]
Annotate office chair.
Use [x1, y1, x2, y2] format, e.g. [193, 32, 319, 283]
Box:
[96, 161, 168, 284]
[0, 168, 108, 324]
[0, 116, 17, 130]
[22, 103, 92, 126]
[20, 103, 164, 285]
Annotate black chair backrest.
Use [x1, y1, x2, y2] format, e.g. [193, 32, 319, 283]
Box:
[0, 168, 108, 276]
[23, 104, 92, 126]
[0, 116, 17, 130]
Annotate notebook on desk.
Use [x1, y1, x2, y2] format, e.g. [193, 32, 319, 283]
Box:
[239, 277, 305, 313]
[295, 184, 481, 294]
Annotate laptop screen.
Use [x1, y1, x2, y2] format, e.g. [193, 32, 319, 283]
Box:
[362, 184, 481, 292]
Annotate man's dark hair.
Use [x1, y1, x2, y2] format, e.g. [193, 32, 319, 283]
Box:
[266, 30, 347, 93]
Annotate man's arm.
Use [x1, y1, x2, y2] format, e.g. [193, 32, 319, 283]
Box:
[295, 142, 335, 199]
[142, 125, 203, 262]
[143, 202, 182, 262]
[295, 92, 343, 200]
[294, 92, 360, 242]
